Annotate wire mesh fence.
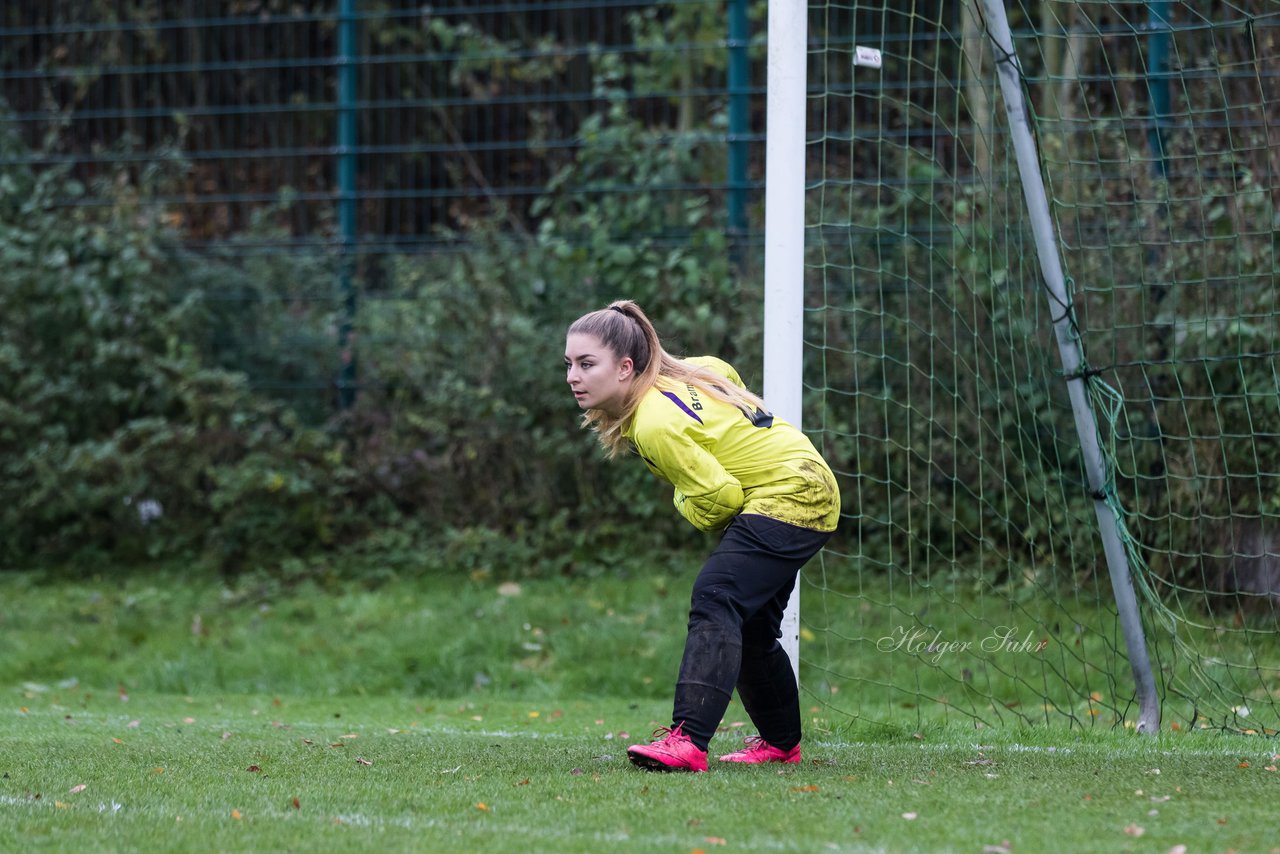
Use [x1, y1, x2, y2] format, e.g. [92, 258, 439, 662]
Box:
[1, 0, 761, 253]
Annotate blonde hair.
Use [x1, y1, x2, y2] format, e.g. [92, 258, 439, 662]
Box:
[567, 299, 769, 457]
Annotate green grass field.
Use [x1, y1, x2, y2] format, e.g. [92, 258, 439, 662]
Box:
[2, 566, 1279, 852]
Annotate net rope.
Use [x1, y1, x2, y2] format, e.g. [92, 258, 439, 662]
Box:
[804, 0, 1280, 734]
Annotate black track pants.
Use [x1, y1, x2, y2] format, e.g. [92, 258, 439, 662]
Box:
[670, 514, 833, 751]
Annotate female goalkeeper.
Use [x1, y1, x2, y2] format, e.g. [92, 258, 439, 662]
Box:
[564, 299, 840, 772]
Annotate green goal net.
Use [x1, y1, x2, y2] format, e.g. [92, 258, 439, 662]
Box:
[802, 0, 1280, 734]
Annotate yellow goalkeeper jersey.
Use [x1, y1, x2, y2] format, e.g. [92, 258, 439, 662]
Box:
[622, 356, 841, 534]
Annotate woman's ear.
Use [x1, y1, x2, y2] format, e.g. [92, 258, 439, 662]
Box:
[617, 357, 634, 381]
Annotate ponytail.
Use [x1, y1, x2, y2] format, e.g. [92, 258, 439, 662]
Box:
[567, 300, 769, 457]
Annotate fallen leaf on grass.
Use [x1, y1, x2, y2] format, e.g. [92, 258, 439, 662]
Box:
[355, 757, 372, 766]
[1123, 824, 1144, 837]
[246, 765, 262, 773]
[902, 812, 918, 820]
[790, 785, 819, 792]
[231, 809, 242, 820]
[704, 837, 727, 846]
[475, 802, 489, 811]
[69, 785, 86, 794]
[982, 842, 1011, 854]
[291, 798, 300, 810]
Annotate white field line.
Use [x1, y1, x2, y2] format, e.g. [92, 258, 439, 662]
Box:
[0, 795, 844, 852]
[815, 739, 1280, 759]
[14, 705, 1273, 758]
[19, 707, 1275, 759]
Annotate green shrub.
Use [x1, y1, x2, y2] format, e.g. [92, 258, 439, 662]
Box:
[0, 101, 753, 572]
[0, 123, 369, 569]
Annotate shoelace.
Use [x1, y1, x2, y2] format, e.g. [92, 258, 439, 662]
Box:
[739, 735, 772, 752]
[648, 723, 689, 743]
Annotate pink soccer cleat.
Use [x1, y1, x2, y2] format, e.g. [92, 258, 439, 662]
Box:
[718, 735, 801, 764]
[626, 724, 708, 772]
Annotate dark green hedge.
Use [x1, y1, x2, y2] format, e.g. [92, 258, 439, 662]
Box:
[0, 110, 756, 573]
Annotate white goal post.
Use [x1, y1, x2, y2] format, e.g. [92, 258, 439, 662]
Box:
[762, 0, 808, 682]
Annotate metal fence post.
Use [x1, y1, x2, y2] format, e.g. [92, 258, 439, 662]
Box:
[337, 0, 359, 409]
[1145, 0, 1172, 178]
[727, 0, 750, 267]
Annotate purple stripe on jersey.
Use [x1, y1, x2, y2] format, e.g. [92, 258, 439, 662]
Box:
[661, 390, 703, 423]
